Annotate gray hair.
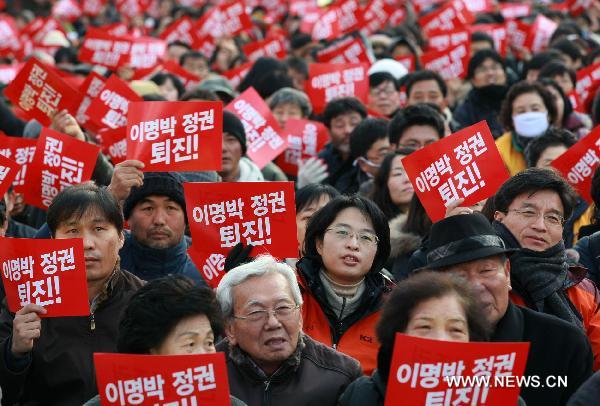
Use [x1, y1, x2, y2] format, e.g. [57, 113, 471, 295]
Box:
[216, 255, 303, 319]
[267, 87, 312, 117]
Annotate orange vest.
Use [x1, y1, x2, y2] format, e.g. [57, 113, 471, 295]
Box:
[301, 291, 381, 375]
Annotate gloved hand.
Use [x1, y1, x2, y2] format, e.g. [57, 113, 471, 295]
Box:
[296, 157, 328, 189]
[224, 242, 254, 272]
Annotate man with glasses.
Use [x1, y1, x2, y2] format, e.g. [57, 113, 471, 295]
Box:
[367, 72, 401, 118]
[387, 104, 445, 150]
[216, 255, 362, 406]
[492, 168, 600, 370]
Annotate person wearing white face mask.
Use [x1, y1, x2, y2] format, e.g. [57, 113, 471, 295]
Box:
[496, 81, 558, 176]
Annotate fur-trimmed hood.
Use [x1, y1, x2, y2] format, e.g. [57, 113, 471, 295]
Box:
[389, 214, 422, 259]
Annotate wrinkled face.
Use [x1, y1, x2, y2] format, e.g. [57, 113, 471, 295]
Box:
[316, 207, 378, 284]
[407, 79, 445, 109]
[443, 256, 510, 327]
[182, 56, 209, 80]
[512, 92, 548, 117]
[226, 273, 302, 375]
[494, 190, 564, 251]
[472, 58, 506, 88]
[296, 194, 332, 256]
[535, 145, 568, 169]
[397, 125, 440, 150]
[368, 80, 400, 117]
[152, 314, 215, 355]
[220, 132, 243, 178]
[129, 195, 186, 250]
[158, 78, 179, 101]
[272, 102, 304, 129]
[54, 207, 124, 286]
[329, 112, 363, 156]
[387, 155, 414, 208]
[405, 294, 470, 342]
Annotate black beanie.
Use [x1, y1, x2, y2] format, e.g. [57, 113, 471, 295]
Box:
[223, 110, 247, 155]
[123, 172, 186, 220]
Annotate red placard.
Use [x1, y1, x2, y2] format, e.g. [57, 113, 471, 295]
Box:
[126, 101, 223, 172]
[305, 62, 369, 115]
[575, 61, 600, 112]
[524, 14, 557, 54]
[0, 154, 19, 197]
[242, 36, 287, 62]
[99, 128, 127, 165]
[159, 16, 195, 46]
[0, 135, 36, 193]
[395, 55, 416, 73]
[551, 126, 600, 203]
[506, 19, 531, 60]
[316, 35, 373, 65]
[81, 0, 108, 16]
[427, 27, 470, 52]
[94, 352, 230, 405]
[384, 333, 529, 406]
[51, 0, 82, 22]
[187, 248, 226, 289]
[115, 0, 152, 18]
[193, 1, 253, 40]
[499, 3, 531, 19]
[463, 0, 493, 13]
[333, 0, 363, 36]
[470, 24, 508, 57]
[0, 15, 22, 58]
[275, 119, 329, 177]
[184, 181, 298, 287]
[360, 0, 397, 36]
[225, 88, 288, 169]
[402, 121, 510, 222]
[75, 71, 107, 131]
[222, 61, 252, 90]
[0, 64, 20, 85]
[0, 237, 89, 316]
[3, 58, 80, 127]
[310, 8, 341, 41]
[23, 128, 100, 210]
[421, 42, 470, 81]
[418, 0, 474, 35]
[86, 74, 142, 130]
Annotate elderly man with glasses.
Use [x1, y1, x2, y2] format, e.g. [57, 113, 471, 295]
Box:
[215, 255, 362, 406]
[492, 168, 600, 370]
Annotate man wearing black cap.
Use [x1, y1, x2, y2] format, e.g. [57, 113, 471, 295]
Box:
[426, 213, 592, 406]
[220, 110, 264, 182]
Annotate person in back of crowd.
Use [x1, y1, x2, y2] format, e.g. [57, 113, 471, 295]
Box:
[218, 110, 264, 182]
[523, 49, 567, 82]
[496, 81, 558, 175]
[107, 164, 207, 285]
[539, 78, 592, 138]
[470, 31, 495, 54]
[387, 104, 445, 150]
[285, 56, 309, 91]
[370, 148, 416, 220]
[297, 195, 392, 374]
[2, 188, 37, 238]
[237, 57, 294, 100]
[550, 38, 585, 70]
[166, 40, 191, 62]
[339, 271, 491, 405]
[404, 70, 457, 131]
[150, 72, 185, 101]
[0, 183, 144, 405]
[268, 87, 312, 130]
[197, 76, 237, 104]
[367, 72, 401, 118]
[348, 118, 391, 195]
[492, 168, 600, 369]
[179, 51, 210, 81]
[453, 49, 509, 138]
[216, 255, 362, 406]
[538, 61, 576, 95]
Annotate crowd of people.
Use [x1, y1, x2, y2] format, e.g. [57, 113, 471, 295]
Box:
[2, 0, 600, 405]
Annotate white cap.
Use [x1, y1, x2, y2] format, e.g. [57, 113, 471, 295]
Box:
[368, 58, 408, 80]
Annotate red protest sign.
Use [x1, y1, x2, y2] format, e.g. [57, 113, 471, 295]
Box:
[184, 181, 298, 286]
[421, 42, 470, 81]
[94, 352, 230, 405]
[225, 88, 288, 169]
[551, 126, 600, 203]
[506, 19, 532, 60]
[0, 15, 22, 58]
[395, 55, 416, 73]
[463, 0, 493, 13]
[418, 0, 474, 35]
[316, 35, 373, 65]
[499, 3, 531, 19]
[384, 333, 529, 406]
[159, 15, 195, 46]
[402, 121, 510, 223]
[75, 71, 107, 131]
[86, 74, 142, 130]
[427, 27, 470, 52]
[0, 237, 89, 316]
[275, 119, 329, 177]
[81, 0, 108, 16]
[187, 248, 226, 289]
[127, 101, 223, 172]
[0, 135, 36, 193]
[0, 154, 18, 197]
[52, 0, 82, 22]
[193, 1, 253, 40]
[360, 0, 397, 36]
[305, 63, 369, 115]
[24, 128, 100, 209]
[222, 61, 252, 90]
[310, 8, 341, 41]
[3, 58, 80, 127]
[576, 61, 600, 112]
[470, 24, 508, 57]
[524, 14, 557, 54]
[0, 64, 19, 84]
[99, 128, 127, 165]
[242, 36, 287, 62]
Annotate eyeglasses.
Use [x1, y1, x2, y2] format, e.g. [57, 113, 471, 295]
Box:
[370, 86, 397, 97]
[325, 226, 379, 246]
[233, 304, 300, 323]
[474, 64, 503, 75]
[506, 208, 564, 227]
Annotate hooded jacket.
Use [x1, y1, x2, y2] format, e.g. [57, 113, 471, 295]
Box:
[388, 214, 422, 281]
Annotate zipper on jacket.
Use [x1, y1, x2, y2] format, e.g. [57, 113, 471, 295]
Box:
[332, 297, 347, 349]
[263, 379, 271, 406]
[90, 311, 96, 331]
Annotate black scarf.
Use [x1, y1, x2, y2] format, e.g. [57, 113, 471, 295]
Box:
[493, 221, 584, 329]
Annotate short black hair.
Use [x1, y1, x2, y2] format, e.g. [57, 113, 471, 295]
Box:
[471, 31, 495, 49]
[349, 117, 389, 160]
[538, 77, 573, 128]
[179, 88, 219, 101]
[54, 47, 79, 65]
[150, 72, 186, 99]
[372, 149, 416, 220]
[295, 184, 340, 213]
[538, 61, 576, 89]
[493, 168, 578, 220]
[285, 56, 308, 77]
[117, 276, 224, 354]
[179, 50, 208, 66]
[322, 97, 367, 129]
[47, 183, 124, 236]
[303, 195, 391, 274]
[388, 104, 444, 146]
[467, 49, 504, 80]
[524, 49, 564, 77]
[404, 70, 447, 98]
[550, 38, 583, 65]
[375, 271, 490, 383]
[369, 72, 399, 91]
[524, 128, 577, 168]
[499, 81, 558, 131]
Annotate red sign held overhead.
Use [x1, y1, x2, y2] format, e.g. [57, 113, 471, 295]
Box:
[427, 27, 470, 53]
[159, 15, 195, 46]
[75, 71, 107, 131]
[316, 34, 373, 65]
[421, 42, 470, 81]
[524, 14, 557, 54]
[470, 24, 508, 57]
[401, 121, 510, 223]
[127, 101, 223, 172]
[86, 74, 142, 130]
[0, 16, 22, 58]
[418, 0, 474, 35]
[0, 135, 36, 193]
[184, 181, 298, 287]
[242, 36, 287, 62]
[0, 237, 89, 317]
[23, 128, 100, 210]
[552, 126, 600, 203]
[3, 58, 80, 127]
[305, 62, 369, 115]
[225, 88, 288, 169]
[94, 352, 230, 405]
[384, 333, 529, 406]
[98, 127, 127, 165]
[499, 3, 531, 19]
[193, 1, 253, 40]
[0, 154, 19, 198]
[576, 61, 600, 112]
[275, 119, 329, 177]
